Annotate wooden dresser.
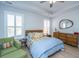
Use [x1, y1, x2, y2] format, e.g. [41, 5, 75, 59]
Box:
[53, 32, 79, 47]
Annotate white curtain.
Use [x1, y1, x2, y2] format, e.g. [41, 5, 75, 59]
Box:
[43, 19, 50, 35]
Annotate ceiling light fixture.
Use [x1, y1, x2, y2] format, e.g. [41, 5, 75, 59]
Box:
[40, 0, 64, 8]
[49, 0, 56, 4]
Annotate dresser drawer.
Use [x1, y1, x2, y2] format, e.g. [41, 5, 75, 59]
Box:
[67, 35, 77, 38]
[67, 41, 77, 46]
[67, 38, 77, 42]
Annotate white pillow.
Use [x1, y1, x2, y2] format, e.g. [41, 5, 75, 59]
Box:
[27, 32, 43, 42]
[27, 39, 32, 48]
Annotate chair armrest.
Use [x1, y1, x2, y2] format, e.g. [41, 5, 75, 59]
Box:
[0, 49, 1, 57]
[0, 44, 3, 57]
[13, 39, 21, 49]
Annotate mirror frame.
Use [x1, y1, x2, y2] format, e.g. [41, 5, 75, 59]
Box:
[59, 19, 73, 29]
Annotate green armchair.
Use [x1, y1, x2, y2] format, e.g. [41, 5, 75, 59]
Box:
[0, 37, 27, 58]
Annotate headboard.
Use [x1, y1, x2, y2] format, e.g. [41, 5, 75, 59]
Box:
[25, 30, 43, 36]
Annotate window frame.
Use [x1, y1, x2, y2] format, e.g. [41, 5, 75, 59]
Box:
[4, 11, 24, 37]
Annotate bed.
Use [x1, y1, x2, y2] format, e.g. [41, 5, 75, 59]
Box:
[25, 30, 64, 58]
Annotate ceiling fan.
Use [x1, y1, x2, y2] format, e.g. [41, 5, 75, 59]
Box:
[40, 0, 64, 8]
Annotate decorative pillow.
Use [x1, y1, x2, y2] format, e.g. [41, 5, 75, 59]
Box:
[38, 33, 44, 38]
[3, 43, 7, 48]
[3, 42, 12, 48]
[6, 42, 11, 48]
[26, 35, 32, 41]
[32, 32, 44, 41]
[27, 32, 44, 42]
[27, 32, 35, 40]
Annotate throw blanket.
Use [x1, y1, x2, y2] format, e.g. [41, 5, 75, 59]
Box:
[30, 37, 64, 58]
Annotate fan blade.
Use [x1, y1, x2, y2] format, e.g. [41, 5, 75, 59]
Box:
[40, 1, 46, 3]
[50, 3, 53, 8]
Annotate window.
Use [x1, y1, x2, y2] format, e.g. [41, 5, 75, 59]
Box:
[43, 19, 50, 35]
[7, 14, 14, 37]
[16, 16, 22, 36]
[7, 13, 23, 37]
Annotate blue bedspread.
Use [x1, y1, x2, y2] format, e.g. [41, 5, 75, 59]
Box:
[30, 37, 64, 58]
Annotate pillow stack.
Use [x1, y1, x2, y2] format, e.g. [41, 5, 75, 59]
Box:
[0, 37, 14, 49]
[3, 42, 12, 48]
[27, 32, 43, 39]
[32, 32, 43, 39]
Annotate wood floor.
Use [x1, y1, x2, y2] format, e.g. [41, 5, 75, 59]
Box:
[49, 44, 79, 58]
[26, 44, 79, 58]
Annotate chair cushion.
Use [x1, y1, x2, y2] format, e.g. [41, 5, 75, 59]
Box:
[1, 49, 27, 58]
[1, 46, 17, 56]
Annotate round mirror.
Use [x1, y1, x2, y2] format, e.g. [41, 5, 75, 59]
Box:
[59, 19, 73, 29]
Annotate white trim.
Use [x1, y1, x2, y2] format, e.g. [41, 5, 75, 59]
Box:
[4, 11, 24, 37]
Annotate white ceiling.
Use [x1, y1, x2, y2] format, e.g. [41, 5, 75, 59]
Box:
[1, 1, 79, 18]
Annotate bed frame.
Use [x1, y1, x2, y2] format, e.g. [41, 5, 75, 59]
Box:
[25, 30, 43, 36]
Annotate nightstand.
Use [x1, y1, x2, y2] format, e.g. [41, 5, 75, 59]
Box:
[44, 35, 51, 37]
[19, 39, 27, 48]
[47, 35, 51, 37]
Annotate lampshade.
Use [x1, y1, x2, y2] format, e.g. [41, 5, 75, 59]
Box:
[43, 28, 48, 35]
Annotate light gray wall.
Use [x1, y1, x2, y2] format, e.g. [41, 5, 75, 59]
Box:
[51, 6, 79, 34]
[24, 13, 44, 30]
[0, 4, 49, 38]
[0, 5, 4, 37]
